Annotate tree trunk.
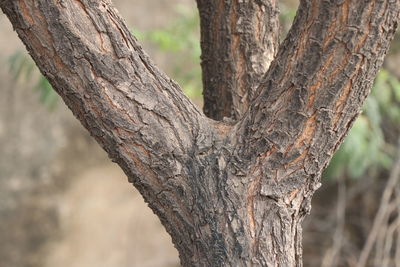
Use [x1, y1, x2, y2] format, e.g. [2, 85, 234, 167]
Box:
[1, 0, 399, 266]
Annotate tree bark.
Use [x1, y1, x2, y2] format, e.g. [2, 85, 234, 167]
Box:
[196, 0, 280, 120]
[1, 0, 399, 266]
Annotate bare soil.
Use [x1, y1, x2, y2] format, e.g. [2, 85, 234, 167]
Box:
[44, 164, 179, 267]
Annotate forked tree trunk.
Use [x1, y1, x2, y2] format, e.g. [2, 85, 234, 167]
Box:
[1, 0, 399, 266]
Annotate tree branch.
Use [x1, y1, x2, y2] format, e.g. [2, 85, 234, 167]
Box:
[2, 0, 399, 265]
[0, 0, 219, 258]
[227, 1, 399, 260]
[236, 0, 399, 191]
[196, 0, 280, 120]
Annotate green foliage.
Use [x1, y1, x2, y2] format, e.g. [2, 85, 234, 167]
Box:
[324, 69, 400, 179]
[8, 51, 58, 109]
[133, 5, 202, 100]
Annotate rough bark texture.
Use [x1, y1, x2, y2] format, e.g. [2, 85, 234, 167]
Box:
[196, 0, 280, 120]
[1, 0, 399, 266]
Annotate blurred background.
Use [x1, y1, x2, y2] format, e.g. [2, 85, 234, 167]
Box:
[0, 0, 400, 266]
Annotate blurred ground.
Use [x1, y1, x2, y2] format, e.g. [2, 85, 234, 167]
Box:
[44, 165, 179, 267]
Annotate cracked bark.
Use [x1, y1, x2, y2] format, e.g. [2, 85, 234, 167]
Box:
[196, 0, 280, 120]
[1, 0, 399, 266]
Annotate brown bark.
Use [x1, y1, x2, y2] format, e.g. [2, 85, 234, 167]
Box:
[1, 0, 399, 266]
[196, 0, 280, 120]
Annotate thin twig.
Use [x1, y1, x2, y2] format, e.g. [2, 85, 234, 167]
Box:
[357, 139, 400, 267]
[394, 187, 400, 267]
[378, 200, 400, 267]
[321, 176, 347, 267]
[374, 200, 398, 266]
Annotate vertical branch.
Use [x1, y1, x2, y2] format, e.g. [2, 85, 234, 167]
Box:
[196, 0, 279, 120]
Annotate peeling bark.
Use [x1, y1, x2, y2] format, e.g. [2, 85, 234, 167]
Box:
[1, 0, 399, 266]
